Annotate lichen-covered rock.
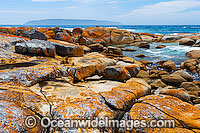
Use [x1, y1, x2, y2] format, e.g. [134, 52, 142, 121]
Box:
[55, 31, 72, 42]
[156, 89, 190, 102]
[113, 78, 151, 98]
[0, 64, 60, 86]
[126, 95, 200, 132]
[83, 27, 134, 45]
[49, 39, 84, 57]
[29, 28, 47, 40]
[100, 90, 136, 111]
[15, 39, 56, 57]
[103, 46, 123, 57]
[102, 66, 131, 81]
[52, 92, 119, 132]
[58, 53, 117, 81]
[0, 100, 42, 132]
[0, 84, 50, 116]
[124, 64, 140, 77]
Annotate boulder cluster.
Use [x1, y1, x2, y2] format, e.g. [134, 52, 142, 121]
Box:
[0, 27, 199, 132]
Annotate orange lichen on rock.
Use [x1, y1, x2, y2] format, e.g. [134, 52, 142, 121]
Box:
[83, 27, 135, 45]
[138, 95, 200, 129]
[0, 64, 60, 86]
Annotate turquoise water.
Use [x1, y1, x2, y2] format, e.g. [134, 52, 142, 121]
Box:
[123, 42, 200, 65]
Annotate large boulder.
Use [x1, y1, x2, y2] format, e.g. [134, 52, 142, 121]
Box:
[161, 35, 180, 42]
[102, 66, 131, 81]
[163, 60, 177, 71]
[29, 28, 47, 40]
[15, 39, 56, 57]
[49, 39, 84, 57]
[83, 27, 135, 45]
[161, 75, 187, 86]
[156, 89, 190, 102]
[171, 70, 193, 82]
[186, 50, 200, 59]
[54, 31, 72, 42]
[179, 38, 196, 46]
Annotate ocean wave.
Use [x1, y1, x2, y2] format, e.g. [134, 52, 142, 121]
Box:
[145, 50, 162, 54]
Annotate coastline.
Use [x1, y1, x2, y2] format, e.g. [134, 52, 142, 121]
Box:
[0, 26, 200, 132]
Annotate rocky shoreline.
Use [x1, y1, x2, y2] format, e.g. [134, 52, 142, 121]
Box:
[0, 26, 200, 132]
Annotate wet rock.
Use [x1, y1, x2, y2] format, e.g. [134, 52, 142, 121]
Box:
[163, 60, 177, 71]
[180, 82, 200, 91]
[135, 53, 146, 58]
[179, 38, 196, 46]
[150, 79, 167, 89]
[130, 42, 150, 49]
[102, 66, 131, 81]
[29, 28, 47, 40]
[0, 64, 60, 86]
[88, 43, 104, 52]
[0, 100, 41, 132]
[156, 45, 166, 49]
[15, 39, 56, 57]
[186, 50, 200, 59]
[193, 99, 200, 104]
[161, 75, 187, 86]
[156, 89, 190, 102]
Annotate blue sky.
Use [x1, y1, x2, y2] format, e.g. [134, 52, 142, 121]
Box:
[1, 0, 200, 25]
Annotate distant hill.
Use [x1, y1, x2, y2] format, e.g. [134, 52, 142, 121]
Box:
[24, 19, 122, 25]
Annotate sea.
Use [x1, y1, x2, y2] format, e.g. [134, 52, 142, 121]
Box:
[1, 25, 200, 65]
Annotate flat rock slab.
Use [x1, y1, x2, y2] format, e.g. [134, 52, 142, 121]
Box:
[0, 64, 60, 86]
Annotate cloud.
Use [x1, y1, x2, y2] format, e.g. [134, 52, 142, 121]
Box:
[115, 0, 200, 24]
[123, 0, 200, 16]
